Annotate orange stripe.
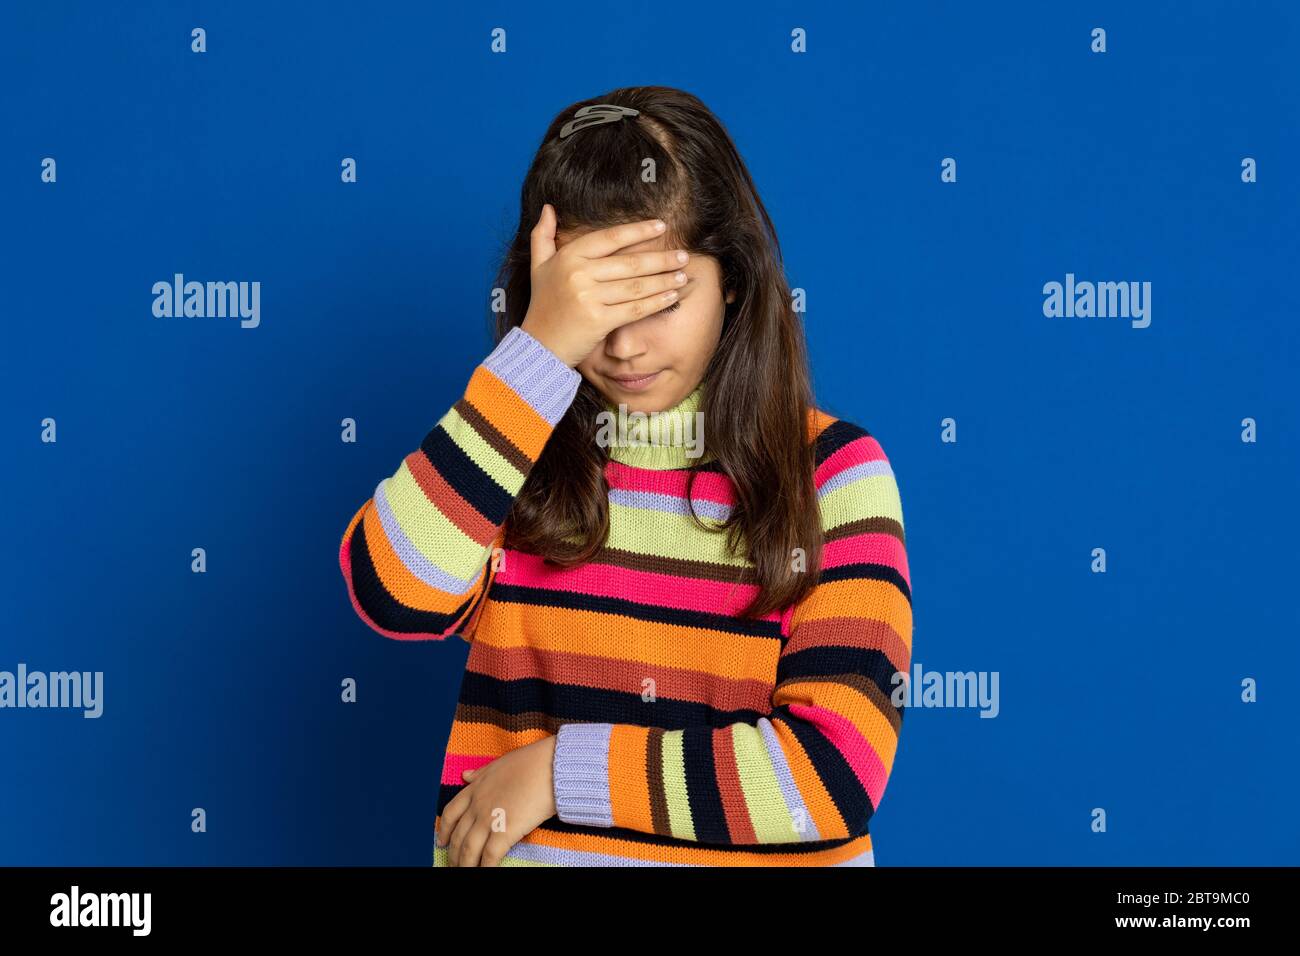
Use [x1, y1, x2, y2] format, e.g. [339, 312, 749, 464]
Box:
[361, 501, 484, 615]
[465, 365, 555, 462]
[776, 676, 900, 767]
[771, 719, 852, 839]
[806, 407, 839, 444]
[473, 601, 782, 681]
[790, 578, 912, 647]
[608, 725, 655, 833]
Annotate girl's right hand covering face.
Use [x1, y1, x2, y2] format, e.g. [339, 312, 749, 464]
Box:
[520, 204, 691, 368]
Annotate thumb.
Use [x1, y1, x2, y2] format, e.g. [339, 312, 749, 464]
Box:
[529, 203, 558, 272]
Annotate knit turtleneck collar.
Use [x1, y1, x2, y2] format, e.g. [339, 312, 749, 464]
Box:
[600, 382, 710, 470]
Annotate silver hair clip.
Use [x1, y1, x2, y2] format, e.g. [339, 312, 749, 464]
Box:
[558, 104, 640, 140]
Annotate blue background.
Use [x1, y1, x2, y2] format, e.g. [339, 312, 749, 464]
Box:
[2, 1, 1296, 865]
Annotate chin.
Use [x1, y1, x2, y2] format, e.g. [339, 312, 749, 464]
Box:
[598, 378, 672, 412]
[617, 391, 674, 413]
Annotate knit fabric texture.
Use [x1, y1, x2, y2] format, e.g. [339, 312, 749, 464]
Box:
[338, 324, 912, 866]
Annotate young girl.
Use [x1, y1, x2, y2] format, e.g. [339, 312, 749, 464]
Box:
[338, 86, 912, 867]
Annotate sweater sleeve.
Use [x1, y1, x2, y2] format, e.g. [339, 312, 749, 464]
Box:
[551, 422, 911, 844]
[338, 325, 581, 642]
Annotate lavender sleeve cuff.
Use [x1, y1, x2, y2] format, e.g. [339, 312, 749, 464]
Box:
[552, 722, 615, 827]
[480, 325, 582, 427]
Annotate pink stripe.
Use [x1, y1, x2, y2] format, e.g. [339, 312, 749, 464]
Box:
[815, 434, 886, 488]
[823, 532, 910, 590]
[605, 459, 736, 505]
[499, 550, 781, 619]
[440, 752, 497, 785]
[788, 701, 890, 809]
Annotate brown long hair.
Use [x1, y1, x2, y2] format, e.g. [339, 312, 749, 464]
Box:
[492, 86, 822, 618]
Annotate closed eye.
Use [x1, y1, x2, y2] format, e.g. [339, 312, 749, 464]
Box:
[650, 300, 683, 318]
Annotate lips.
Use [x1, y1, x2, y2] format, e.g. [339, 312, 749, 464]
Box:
[606, 370, 661, 391]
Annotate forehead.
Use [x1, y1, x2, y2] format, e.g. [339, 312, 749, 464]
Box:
[554, 227, 715, 280]
[554, 228, 673, 255]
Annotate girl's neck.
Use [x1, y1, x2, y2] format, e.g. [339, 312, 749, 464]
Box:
[601, 382, 710, 470]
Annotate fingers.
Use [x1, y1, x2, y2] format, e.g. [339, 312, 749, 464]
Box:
[479, 834, 510, 868]
[458, 823, 492, 869]
[529, 203, 558, 273]
[604, 287, 683, 327]
[446, 810, 476, 868]
[568, 216, 669, 260]
[587, 247, 690, 283]
[435, 795, 466, 849]
[586, 248, 691, 326]
[594, 267, 688, 308]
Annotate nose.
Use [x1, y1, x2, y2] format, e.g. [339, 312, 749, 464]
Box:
[602, 319, 649, 361]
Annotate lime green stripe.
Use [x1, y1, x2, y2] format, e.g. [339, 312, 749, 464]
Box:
[386, 461, 488, 584]
[819, 473, 903, 531]
[730, 724, 795, 841]
[438, 405, 527, 494]
[660, 731, 697, 841]
[606, 501, 750, 567]
[433, 845, 553, 867]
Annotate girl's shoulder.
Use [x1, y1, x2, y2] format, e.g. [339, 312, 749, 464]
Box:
[805, 405, 886, 465]
[805, 405, 905, 540]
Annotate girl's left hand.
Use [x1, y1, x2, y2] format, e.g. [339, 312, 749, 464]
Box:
[435, 735, 558, 867]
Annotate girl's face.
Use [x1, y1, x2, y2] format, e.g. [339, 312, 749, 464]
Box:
[555, 228, 735, 414]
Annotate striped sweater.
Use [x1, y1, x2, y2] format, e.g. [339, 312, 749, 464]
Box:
[338, 324, 912, 866]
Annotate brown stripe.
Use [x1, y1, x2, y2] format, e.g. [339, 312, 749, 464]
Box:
[453, 703, 557, 734]
[789, 616, 910, 676]
[646, 729, 671, 836]
[826, 514, 905, 546]
[593, 545, 760, 584]
[455, 396, 533, 473]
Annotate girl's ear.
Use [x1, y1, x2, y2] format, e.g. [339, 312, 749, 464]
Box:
[725, 288, 736, 304]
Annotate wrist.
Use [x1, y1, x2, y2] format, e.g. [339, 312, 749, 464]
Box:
[480, 324, 582, 428]
[520, 315, 579, 369]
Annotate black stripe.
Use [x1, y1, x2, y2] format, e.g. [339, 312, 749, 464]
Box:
[814, 418, 871, 467]
[818, 560, 912, 605]
[457, 671, 773, 727]
[347, 513, 477, 636]
[487, 582, 785, 638]
[777, 645, 904, 717]
[780, 704, 876, 831]
[681, 725, 731, 842]
[419, 424, 516, 525]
